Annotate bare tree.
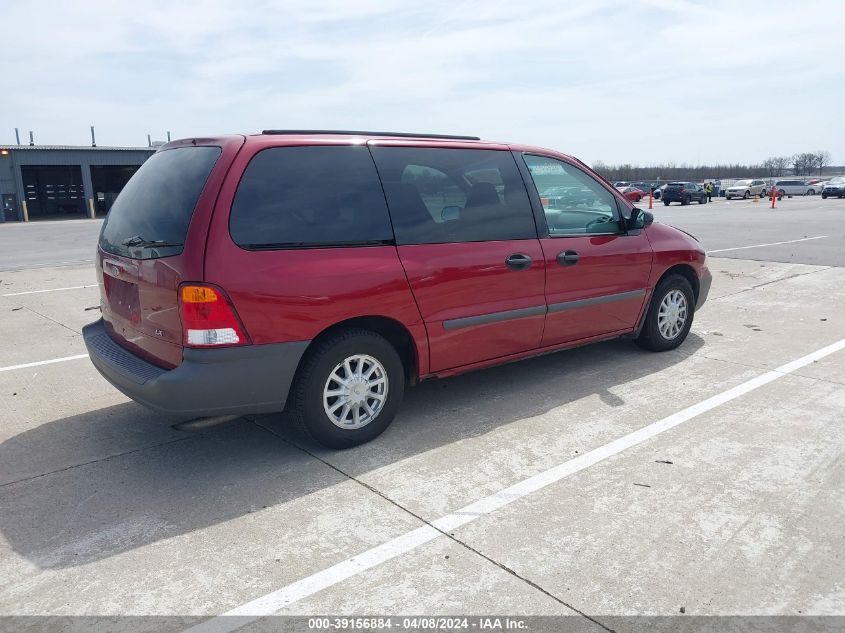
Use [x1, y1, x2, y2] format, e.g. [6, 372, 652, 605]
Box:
[773, 156, 790, 176]
[814, 150, 832, 176]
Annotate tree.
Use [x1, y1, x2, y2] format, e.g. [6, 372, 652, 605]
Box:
[814, 150, 832, 176]
[773, 156, 790, 176]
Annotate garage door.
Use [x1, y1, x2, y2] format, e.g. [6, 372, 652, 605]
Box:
[21, 165, 86, 219]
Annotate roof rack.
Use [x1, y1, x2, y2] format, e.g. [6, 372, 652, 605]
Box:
[260, 129, 481, 141]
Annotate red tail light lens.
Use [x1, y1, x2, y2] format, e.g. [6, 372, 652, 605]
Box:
[178, 284, 249, 347]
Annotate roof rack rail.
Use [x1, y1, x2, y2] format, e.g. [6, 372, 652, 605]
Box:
[260, 129, 481, 141]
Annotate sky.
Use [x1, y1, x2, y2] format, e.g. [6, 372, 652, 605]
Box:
[1, 0, 844, 166]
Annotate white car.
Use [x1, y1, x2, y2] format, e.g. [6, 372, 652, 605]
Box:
[725, 179, 767, 199]
[770, 179, 818, 197]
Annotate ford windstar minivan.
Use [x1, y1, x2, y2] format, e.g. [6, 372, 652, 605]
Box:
[83, 130, 710, 448]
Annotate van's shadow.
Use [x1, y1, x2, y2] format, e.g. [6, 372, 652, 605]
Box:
[0, 335, 704, 569]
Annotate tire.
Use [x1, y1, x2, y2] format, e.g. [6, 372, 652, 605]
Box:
[807, 189, 815, 196]
[636, 275, 695, 352]
[822, 193, 827, 199]
[699, 195, 707, 204]
[742, 191, 750, 199]
[682, 195, 690, 206]
[290, 328, 405, 449]
[663, 200, 670, 206]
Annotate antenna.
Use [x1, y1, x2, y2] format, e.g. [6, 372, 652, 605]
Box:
[90, 126, 96, 147]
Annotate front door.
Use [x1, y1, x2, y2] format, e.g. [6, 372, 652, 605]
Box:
[519, 153, 653, 346]
[370, 144, 546, 372]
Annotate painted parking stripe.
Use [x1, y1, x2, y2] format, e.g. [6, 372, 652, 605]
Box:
[2, 284, 97, 297]
[708, 235, 828, 253]
[184, 336, 845, 633]
[0, 354, 89, 373]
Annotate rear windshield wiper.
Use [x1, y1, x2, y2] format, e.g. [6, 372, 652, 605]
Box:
[122, 235, 183, 248]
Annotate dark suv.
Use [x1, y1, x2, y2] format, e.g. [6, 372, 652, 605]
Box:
[83, 130, 710, 448]
[662, 182, 708, 205]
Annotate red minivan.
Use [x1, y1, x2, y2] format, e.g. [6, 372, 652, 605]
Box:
[83, 130, 711, 448]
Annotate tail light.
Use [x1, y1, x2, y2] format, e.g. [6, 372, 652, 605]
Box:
[178, 284, 250, 347]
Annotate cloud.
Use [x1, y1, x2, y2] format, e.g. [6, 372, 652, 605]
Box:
[1, 0, 843, 165]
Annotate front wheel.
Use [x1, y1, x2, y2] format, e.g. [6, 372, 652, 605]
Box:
[636, 276, 695, 352]
[663, 200, 670, 206]
[806, 189, 815, 196]
[742, 191, 750, 199]
[291, 328, 405, 448]
[821, 193, 827, 199]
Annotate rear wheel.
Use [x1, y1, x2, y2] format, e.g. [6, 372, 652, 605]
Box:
[699, 195, 707, 204]
[636, 275, 695, 352]
[291, 328, 405, 448]
[682, 195, 691, 205]
[807, 189, 815, 196]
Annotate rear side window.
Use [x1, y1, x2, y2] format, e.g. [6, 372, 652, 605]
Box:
[370, 147, 536, 245]
[99, 146, 221, 259]
[230, 146, 392, 249]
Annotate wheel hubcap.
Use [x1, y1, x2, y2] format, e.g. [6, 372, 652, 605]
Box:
[657, 289, 688, 340]
[323, 354, 388, 430]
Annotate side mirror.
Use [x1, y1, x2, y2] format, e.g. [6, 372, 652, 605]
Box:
[629, 208, 653, 230]
[441, 206, 460, 222]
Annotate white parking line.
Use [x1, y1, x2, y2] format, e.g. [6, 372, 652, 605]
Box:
[0, 354, 89, 373]
[2, 284, 97, 297]
[708, 235, 828, 253]
[184, 336, 845, 633]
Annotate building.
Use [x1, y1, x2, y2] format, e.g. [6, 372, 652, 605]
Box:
[0, 144, 155, 222]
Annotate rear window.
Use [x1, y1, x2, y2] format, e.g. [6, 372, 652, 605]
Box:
[99, 146, 221, 259]
[230, 146, 393, 249]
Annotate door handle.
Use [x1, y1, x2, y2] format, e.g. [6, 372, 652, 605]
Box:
[556, 250, 580, 266]
[505, 253, 533, 271]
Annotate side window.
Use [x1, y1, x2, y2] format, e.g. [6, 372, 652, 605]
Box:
[400, 165, 466, 218]
[522, 154, 622, 236]
[230, 146, 393, 248]
[370, 147, 536, 245]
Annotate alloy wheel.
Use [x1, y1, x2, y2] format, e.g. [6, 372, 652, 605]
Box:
[323, 354, 388, 429]
[657, 290, 688, 340]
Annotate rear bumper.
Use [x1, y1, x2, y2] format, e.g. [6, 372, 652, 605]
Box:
[83, 319, 309, 418]
[696, 268, 712, 310]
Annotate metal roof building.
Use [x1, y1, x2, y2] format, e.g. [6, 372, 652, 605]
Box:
[0, 144, 155, 222]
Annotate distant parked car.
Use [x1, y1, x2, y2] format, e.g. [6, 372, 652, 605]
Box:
[617, 185, 646, 202]
[724, 179, 766, 199]
[821, 177, 845, 199]
[631, 181, 656, 193]
[662, 182, 708, 205]
[770, 179, 817, 197]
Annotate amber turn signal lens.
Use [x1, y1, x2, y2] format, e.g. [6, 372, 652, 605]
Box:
[181, 285, 219, 303]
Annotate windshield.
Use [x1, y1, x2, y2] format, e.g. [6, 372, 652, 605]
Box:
[734, 180, 751, 186]
[99, 146, 221, 259]
[830, 177, 845, 184]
